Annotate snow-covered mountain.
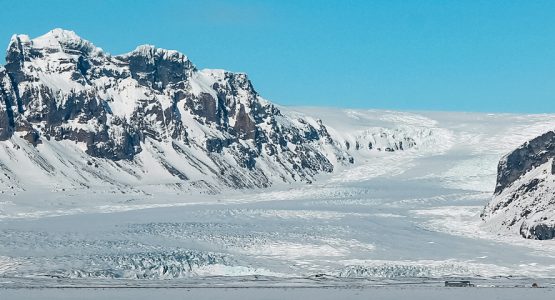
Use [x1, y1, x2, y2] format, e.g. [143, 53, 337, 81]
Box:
[482, 131, 555, 240]
[0, 29, 436, 195]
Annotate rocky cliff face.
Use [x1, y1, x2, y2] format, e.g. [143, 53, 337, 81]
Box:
[0, 29, 428, 194]
[482, 131, 555, 240]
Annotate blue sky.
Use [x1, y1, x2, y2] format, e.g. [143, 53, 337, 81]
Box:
[0, 0, 554, 112]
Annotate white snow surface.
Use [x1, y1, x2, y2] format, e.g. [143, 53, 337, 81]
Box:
[2, 108, 555, 287]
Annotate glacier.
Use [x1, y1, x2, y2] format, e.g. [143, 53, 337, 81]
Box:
[2, 108, 555, 288]
[0, 29, 555, 291]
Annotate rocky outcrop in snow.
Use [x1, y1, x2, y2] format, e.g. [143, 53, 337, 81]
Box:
[0, 29, 434, 194]
[482, 131, 555, 240]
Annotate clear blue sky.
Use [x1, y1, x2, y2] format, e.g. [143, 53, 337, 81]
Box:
[1, 0, 554, 113]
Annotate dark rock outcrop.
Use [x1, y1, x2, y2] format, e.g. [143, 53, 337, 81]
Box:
[494, 131, 555, 194]
[483, 130, 555, 240]
[520, 222, 555, 240]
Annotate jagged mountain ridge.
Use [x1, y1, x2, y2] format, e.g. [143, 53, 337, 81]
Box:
[0, 29, 431, 194]
[482, 131, 555, 240]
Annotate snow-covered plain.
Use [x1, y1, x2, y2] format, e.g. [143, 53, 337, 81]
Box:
[2, 108, 555, 295]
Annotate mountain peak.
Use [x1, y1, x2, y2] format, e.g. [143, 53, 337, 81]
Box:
[42, 28, 81, 41]
[26, 28, 101, 56]
[124, 44, 191, 65]
[0, 28, 428, 194]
